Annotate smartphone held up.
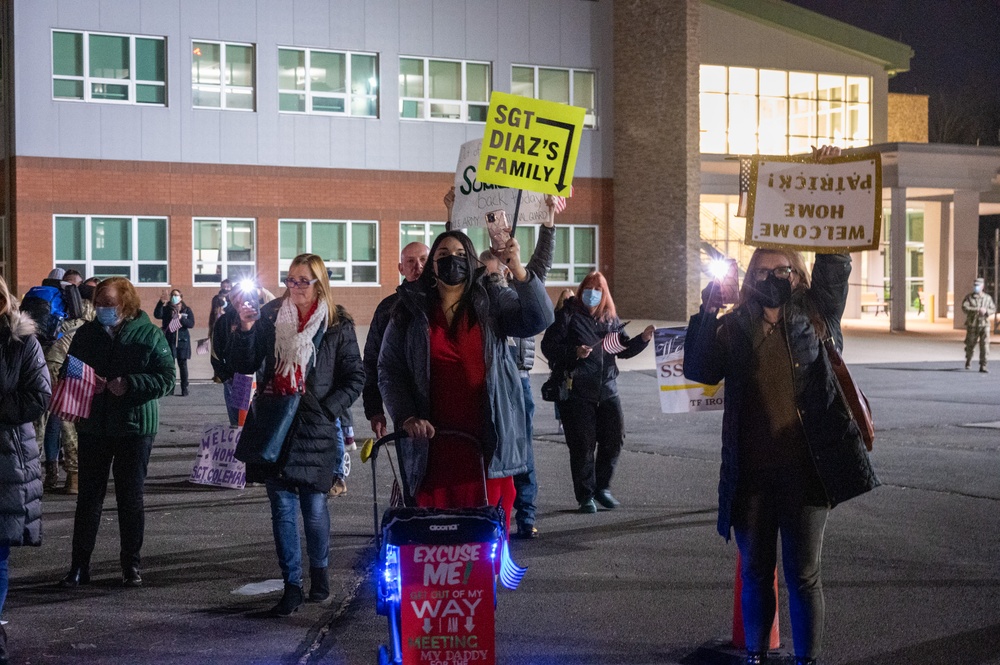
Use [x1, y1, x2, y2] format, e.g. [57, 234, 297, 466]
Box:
[710, 259, 739, 305]
[485, 209, 512, 254]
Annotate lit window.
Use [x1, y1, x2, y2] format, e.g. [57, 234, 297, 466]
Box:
[278, 47, 378, 117]
[192, 40, 255, 110]
[52, 31, 166, 105]
[511, 65, 597, 128]
[399, 57, 491, 122]
[54, 215, 169, 283]
[279, 220, 379, 284]
[193, 218, 256, 284]
[699, 65, 871, 155]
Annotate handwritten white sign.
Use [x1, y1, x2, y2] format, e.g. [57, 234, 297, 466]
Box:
[189, 424, 246, 489]
[747, 153, 882, 253]
[452, 139, 547, 229]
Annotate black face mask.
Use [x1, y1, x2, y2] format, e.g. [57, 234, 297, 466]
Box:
[751, 274, 792, 309]
[435, 254, 469, 286]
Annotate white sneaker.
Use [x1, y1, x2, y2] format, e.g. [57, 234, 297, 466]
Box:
[557, 422, 564, 435]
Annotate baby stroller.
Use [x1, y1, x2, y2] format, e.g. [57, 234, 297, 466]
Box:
[364, 430, 526, 665]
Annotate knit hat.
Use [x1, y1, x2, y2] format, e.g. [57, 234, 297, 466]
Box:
[47, 268, 66, 280]
[974, 277, 984, 287]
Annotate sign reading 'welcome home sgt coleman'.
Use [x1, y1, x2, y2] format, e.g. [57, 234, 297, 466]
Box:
[746, 153, 882, 253]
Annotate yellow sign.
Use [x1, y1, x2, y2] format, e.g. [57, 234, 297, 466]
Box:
[476, 92, 586, 196]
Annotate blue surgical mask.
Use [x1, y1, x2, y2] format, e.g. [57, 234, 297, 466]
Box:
[582, 289, 603, 308]
[974, 284, 983, 294]
[95, 306, 121, 327]
[170, 295, 181, 305]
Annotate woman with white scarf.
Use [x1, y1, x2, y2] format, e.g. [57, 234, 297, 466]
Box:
[228, 254, 364, 617]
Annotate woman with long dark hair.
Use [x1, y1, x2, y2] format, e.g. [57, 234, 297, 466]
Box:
[378, 231, 553, 534]
[229, 254, 364, 616]
[541, 272, 653, 513]
[683, 243, 879, 665]
[154, 288, 195, 396]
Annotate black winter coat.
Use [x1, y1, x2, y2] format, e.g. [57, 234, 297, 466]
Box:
[683, 254, 879, 539]
[541, 297, 649, 402]
[0, 312, 51, 547]
[229, 299, 364, 493]
[362, 292, 397, 420]
[153, 301, 195, 360]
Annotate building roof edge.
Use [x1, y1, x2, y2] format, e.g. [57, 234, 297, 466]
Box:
[702, 0, 914, 75]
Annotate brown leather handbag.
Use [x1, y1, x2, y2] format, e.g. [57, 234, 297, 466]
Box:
[823, 337, 874, 451]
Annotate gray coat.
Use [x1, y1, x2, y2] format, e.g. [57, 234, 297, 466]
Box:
[378, 272, 554, 495]
[0, 311, 51, 547]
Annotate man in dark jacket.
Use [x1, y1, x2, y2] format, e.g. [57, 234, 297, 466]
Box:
[363, 241, 429, 438]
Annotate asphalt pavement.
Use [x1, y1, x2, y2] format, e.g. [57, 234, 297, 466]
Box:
[8, 319, 1000, 665]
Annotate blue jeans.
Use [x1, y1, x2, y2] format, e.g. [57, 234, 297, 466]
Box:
[0, 545, 8, 619]
[44, 413, 62, 462]
[513, 376, 538, 527]
[733, 467, 829, 660]
[333, 418, 345, 478]
[223, 380, 241, 427]
[265, 481, 330, 586]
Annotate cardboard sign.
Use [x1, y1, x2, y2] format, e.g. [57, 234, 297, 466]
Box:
[400, 542, 496, 665]
[655, 327, 724, 413]
[189, 424, 247, 489]
[746, 153, 882, 253]
[452, 139, 548, 229]
[476, 92, 585, 196]
[226, 373, 254, 411]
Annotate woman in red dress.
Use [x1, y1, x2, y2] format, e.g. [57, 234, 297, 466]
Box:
[378, 231, 554, 533]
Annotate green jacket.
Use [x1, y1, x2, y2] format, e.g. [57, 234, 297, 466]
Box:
[66, 310, 175, 436]
[962, 292, 996, 329]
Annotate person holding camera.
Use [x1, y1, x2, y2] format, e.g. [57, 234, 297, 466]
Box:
[154, 289, 195, 397]
[683, 146, 880, 665]
[227, 254, 364, 616]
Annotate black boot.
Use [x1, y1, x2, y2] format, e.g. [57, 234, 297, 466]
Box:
[309, 567, 330, 602]
[58, 565, 91, 588]
[270, 583, 304, 616]
[43, 461, 60, 492]
[795, 659, 817, 665]
[746, 653, 767, 665]
[122, 565, 143, 588]
[0, 623, 8, 665]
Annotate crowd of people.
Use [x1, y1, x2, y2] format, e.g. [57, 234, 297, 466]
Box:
[0, 151, 891, 664]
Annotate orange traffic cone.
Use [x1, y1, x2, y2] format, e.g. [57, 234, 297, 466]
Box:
[731, 553, 780, 650]
[237, 377, 256, 427]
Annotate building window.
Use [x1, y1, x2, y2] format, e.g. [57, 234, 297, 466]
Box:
[54, 215, 169, 283]
[398, 57, 490, 122]
[52, 31, 166, 105]
[278, 47, 378, 117]
[279, 220, 379, 284]
[700, 65, 871, 155]
[549, 225, 598, 285]
[511, 65, 596, 128]
[400, 221, 446, 250]
[460, 225, 537, 266]
[192, 41, 255, 110]
[193, 218, 255, 285]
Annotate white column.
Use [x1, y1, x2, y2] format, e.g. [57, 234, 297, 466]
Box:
[923, 202, 941, 320]
[952, 190, 981, 330]
[937, 201, 951, 319]
[889, 187, 907, 332]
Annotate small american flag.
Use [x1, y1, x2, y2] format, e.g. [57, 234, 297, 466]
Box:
[601, 332, 627, 355]
[553, 185, 573, 214]
[736, 157, 752, 217]
[167, 315, 182, 333]
[389, 478, 404, 508]
[49, 355, 105, 423]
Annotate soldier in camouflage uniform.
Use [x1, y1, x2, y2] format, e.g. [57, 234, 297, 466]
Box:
[962, 278, 996, 373]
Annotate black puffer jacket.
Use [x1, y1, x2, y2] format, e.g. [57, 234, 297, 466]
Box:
[0, 311, 51, 548]
[541, 297, 649, 402]
[229, 299, 364, 492]
[683, 254, 879, 539]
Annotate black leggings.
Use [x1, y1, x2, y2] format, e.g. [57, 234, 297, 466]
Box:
[176, 358, 188, 390]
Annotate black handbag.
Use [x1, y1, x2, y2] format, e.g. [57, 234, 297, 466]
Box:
[235, 393, 301, 464]
[540, 371, 570, 402]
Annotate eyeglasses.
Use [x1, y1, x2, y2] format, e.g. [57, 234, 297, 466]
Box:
[753, 266, 796, 281]
[283, 277, 318, 290]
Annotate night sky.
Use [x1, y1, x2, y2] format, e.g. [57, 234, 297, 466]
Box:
[785, 0, 1000, 144]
